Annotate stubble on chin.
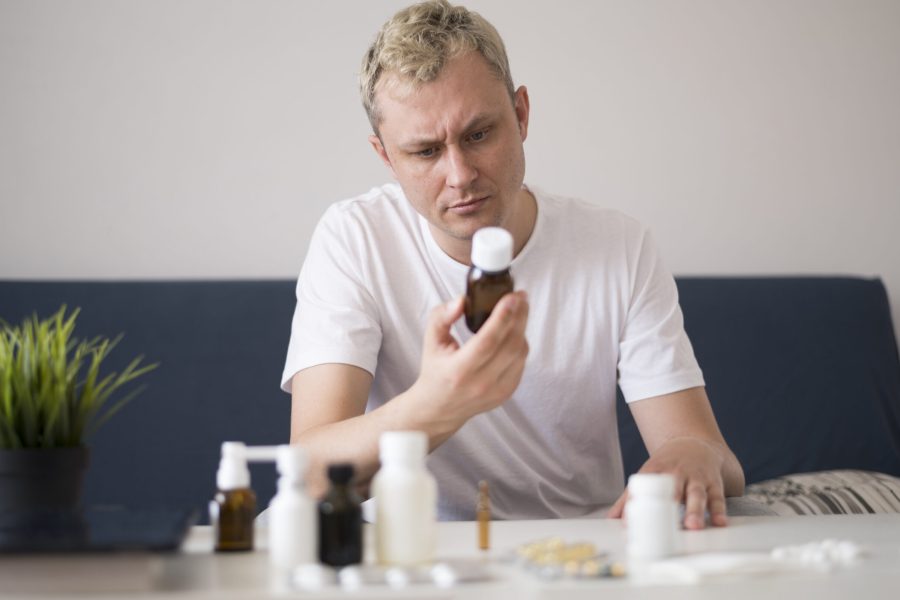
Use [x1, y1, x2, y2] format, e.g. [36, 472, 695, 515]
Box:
[444, 210, 506, 243]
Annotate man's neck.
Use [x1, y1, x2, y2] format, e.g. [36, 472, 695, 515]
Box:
[432, 187, 537, 266]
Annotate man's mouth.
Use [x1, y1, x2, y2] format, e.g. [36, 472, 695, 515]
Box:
[448, 196, 488, 214]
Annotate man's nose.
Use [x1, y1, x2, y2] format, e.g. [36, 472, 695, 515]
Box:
[444, 146, 478, 189]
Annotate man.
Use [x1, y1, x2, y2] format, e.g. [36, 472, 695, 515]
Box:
[282, 0, 744, 528]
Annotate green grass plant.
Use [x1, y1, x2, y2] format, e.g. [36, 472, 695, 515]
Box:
[0, 306, 157, 449]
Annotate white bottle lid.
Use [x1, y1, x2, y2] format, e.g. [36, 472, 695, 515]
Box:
[276, 444, 308, 482]
[471, 227, 513, 272]
[379, 431, 427, 465]
[217, 441, 250, 490]
[627, 473, 676, 498]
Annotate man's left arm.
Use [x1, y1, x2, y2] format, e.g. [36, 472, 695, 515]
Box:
[607, 386, 745, 529]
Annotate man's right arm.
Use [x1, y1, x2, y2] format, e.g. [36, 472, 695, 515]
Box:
[290, 292, 529, 499]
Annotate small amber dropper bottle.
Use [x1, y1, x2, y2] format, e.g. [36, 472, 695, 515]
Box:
[477, 480, 490, 550]
[465, 227, 514, 333]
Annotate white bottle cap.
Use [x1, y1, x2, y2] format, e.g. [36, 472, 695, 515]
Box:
[276, 444, 308, 482]
[217, 441, 250, 490]
[627, 473, 676, 498]
[471, 227, 513, 272]
[379, 431, 427, 465]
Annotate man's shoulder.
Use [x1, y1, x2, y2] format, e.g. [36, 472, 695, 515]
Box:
[318, 183, 417, 234]
[311, 183, 422, 259]
[530, 185, 646, 235]
[326, 183, 409, 215]
[328, 182, 406, 213]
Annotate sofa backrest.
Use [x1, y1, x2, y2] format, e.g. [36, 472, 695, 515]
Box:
[617, 277, 900, 483]
[3, 276, 900, 518]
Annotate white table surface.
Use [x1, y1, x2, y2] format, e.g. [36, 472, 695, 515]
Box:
[1, 514, 899, 598]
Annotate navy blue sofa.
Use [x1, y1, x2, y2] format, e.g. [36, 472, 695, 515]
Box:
[1, 277, 899, 521]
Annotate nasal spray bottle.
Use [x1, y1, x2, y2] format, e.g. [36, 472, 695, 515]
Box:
[211, 442, 257, 552]
[372, 431, 437, 566]
[267, 444, 317, 571]
[210, 441, 316, 564]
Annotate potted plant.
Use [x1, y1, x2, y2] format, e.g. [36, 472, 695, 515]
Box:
[0, 306, 157, 520]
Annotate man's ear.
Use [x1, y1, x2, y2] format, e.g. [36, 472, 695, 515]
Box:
[514, 85, 530, 142]
[369, 134, 397, 178]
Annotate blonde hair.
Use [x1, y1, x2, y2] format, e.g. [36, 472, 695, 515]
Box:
[360, 0, 515, 133]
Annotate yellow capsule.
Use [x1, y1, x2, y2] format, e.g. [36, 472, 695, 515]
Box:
[580, 559, 601, 577]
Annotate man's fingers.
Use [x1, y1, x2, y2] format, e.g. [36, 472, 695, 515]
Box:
[707, 485, 728, 527]
[629, 438, 733, 531]
[607, 491, 628, 519]
[443, 295, 466, 325]
[683, 481, 707, 530]
[673, 475, 687, 504]
[425, 296, 464, 350]
[511, 289, 529, 335]
[493, 339, 529, 390]
[460, 291, 527, 366]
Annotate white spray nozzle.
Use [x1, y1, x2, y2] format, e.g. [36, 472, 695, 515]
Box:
[276, 444, 308, 481]
[217, 441, 251, 491]
[216, 442, 308, 490]
[244, 446, 280, 462]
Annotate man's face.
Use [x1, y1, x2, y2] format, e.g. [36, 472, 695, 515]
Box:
[370, 52, 530, 258]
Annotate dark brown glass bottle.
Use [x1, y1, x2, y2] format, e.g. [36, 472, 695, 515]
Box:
[466, 269, 514, 332]
[212, 487, 257, 552]
[465, 227, 514, 333]
[318, 463, 363, 566]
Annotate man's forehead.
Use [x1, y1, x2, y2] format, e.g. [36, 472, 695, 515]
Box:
[374, 69, 509, 140]
[374, 73, 423, 107]
[379, 97, 498, 146]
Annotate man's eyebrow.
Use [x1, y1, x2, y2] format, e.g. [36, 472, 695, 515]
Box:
[398, 113, 496, 151]
[461, 113, 494, 133]
[399, 137, 441, 151]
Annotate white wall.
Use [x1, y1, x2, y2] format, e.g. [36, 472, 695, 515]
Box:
[2, 0, 899, 339]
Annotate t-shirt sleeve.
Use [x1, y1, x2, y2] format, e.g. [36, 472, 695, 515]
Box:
[280, 206, 383, 392]
[616, 224, 705, 402]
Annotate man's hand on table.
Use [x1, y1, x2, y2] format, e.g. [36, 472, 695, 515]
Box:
[607, 436, 730, 530]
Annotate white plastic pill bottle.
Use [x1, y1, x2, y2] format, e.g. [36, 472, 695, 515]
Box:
[373, 431, 437, 566]
[625, 473, 679, 561]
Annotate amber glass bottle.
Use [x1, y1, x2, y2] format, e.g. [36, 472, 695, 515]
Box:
[318, 463, 363, 566]
[465, 227, 514, 333]
[212, 488, 257, 552]
[211, 441, 257, 552]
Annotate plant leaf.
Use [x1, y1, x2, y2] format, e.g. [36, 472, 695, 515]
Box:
[0, 306, 157, 448]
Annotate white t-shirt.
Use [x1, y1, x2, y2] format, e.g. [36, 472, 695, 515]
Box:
[282, 183, 704, 520]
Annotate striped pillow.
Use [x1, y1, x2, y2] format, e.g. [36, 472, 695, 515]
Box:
[744, 470, 900, 515]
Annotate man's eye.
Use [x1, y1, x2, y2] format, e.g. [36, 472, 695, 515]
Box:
[416, 147, 437, 158]
[469, 129, 488, 142]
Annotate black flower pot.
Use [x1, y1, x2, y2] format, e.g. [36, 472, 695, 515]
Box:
[0, 446, 90, 550]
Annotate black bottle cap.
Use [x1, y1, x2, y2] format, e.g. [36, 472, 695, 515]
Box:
[327, 463, 355, 484]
